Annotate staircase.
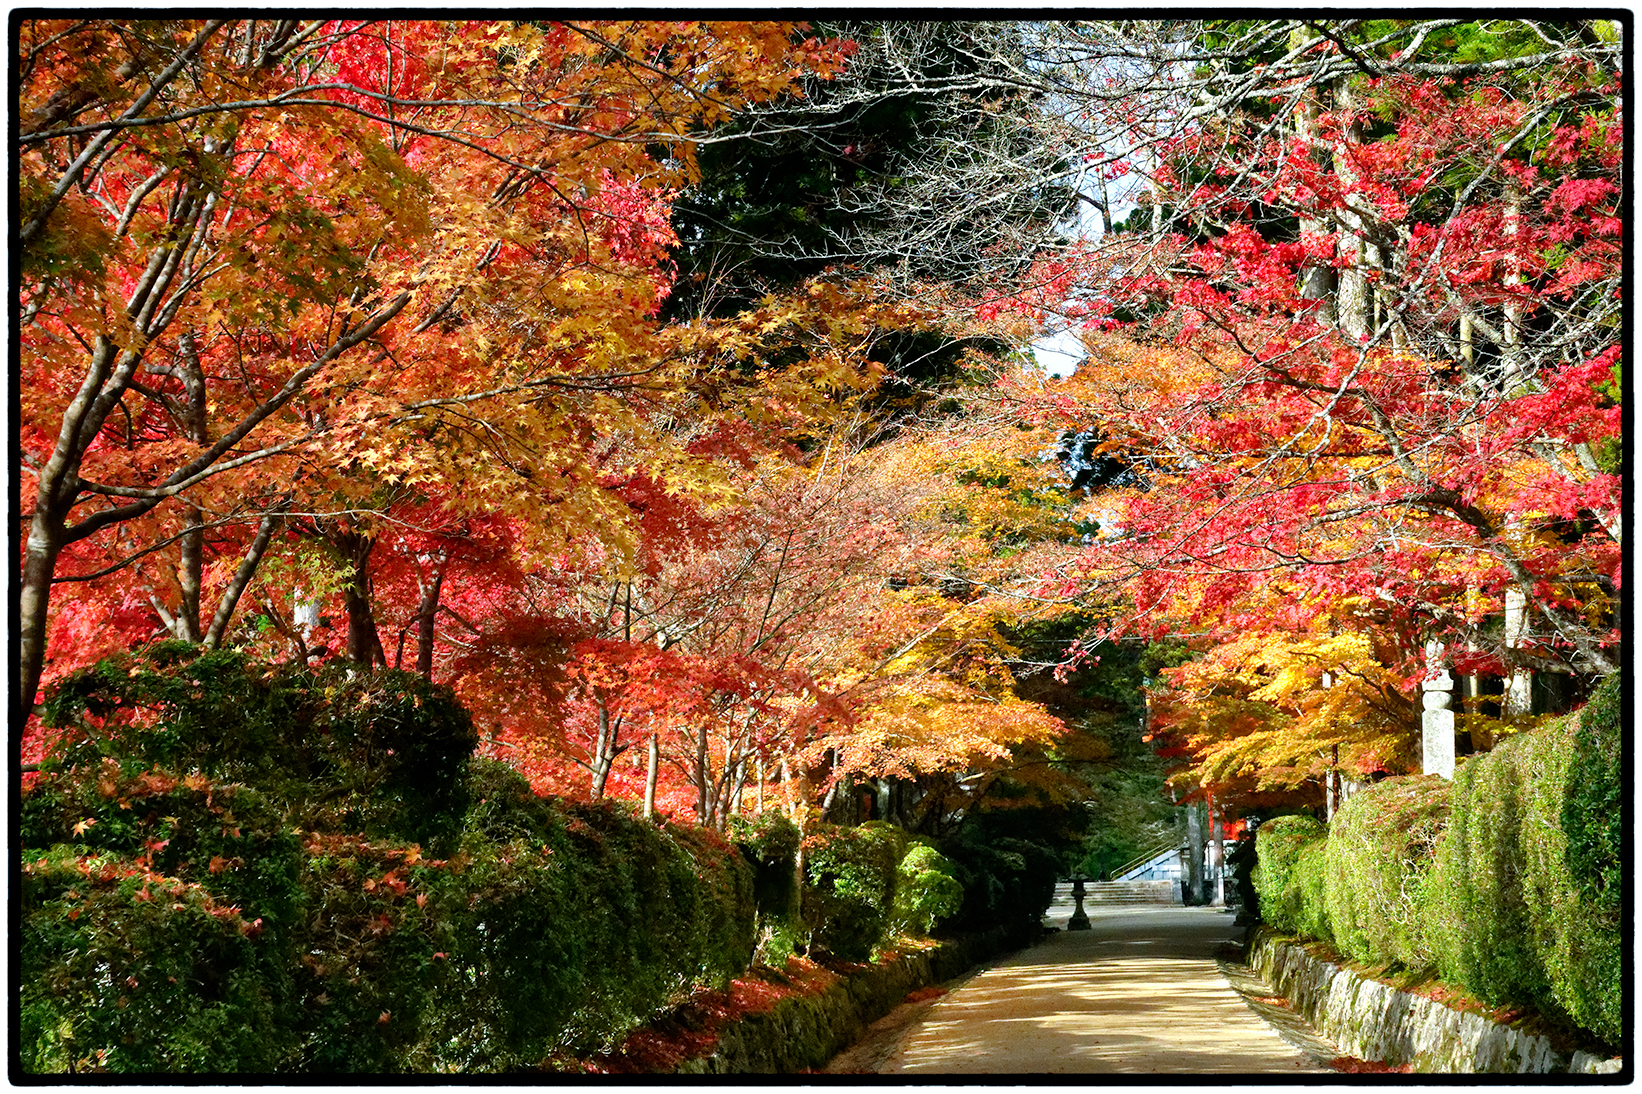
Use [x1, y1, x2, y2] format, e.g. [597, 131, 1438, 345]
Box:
[1045, 877, 1181, 925]
[1081, 879, 1178, 906]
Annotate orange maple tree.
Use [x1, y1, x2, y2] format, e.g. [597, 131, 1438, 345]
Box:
[19, 19, 854, 724]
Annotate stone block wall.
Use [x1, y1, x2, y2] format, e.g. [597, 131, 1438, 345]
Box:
[1247, 928, 1624, 1075]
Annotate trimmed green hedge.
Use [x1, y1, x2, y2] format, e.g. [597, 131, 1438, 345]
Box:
[1252, 814, 1327, 936]
[21, 646, 1119, 1071]
[1324, 775, 1450, 970]
[1430, 718, 1622, 1046]
[1562, 671, 1620, 913]
[20, 757, 758, 1073]
[800, 821, 903, 962]
[1252, 684, 1622, 1049]
[22, 651, 757, 1073]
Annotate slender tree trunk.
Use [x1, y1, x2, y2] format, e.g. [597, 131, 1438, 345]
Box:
[1294, 80, 1337, 323]
[590, 700, 623, 800]
[1333, 78, 1371, 341]
[1185, 799, 1206, 905]
[643, 732, 660, 819]
[174, 509, 205, 640]
[414, 553, 447, 678]
[1209, 792, 1225, 906]
[1500, 178, 1526, 385]
[18, 517, 66, 727]
[695, 726, 715, 826]
[204, 505, 282, 648]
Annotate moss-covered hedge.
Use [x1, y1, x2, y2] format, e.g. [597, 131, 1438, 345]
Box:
[22, 651, 756, 1073]
[22, 646, 1072, 1072]
[1325, 775, 1449, 970]
[1251, 814, 1327, 936]
[1252, 682, 1622, 1049]
[1430, 718, 1621, 1046]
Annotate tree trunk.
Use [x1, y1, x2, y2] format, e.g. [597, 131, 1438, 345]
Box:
[643, 732, 660, 819]
[694, 726, 712, 825]
[335, 529, 385, 667]
[18, 515, 66, 728]
[172, 508, 206, 643]
[1333, 77, 1371, 341]
[1208, 792, 1225, 907]
[1500, 179, 1526, 385]
[204, 505, 282, 648]
[1293, 77, 1337, 323]
[590, 699, 623, 800]
[414, 553, 447, 678]
[1185, 799, 1206, 905]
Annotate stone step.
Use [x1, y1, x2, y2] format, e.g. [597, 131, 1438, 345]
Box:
[1078, 880, 1178, 905]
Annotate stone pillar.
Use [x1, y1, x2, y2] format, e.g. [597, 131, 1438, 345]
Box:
[1185, 801, 1206, 905]
[1206, 791, 1225, 907]
[1503, 588, 1533, 717]
[1422, 640, 1456, 779]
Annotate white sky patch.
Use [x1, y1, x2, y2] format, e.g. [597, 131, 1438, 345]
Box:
[1033, 326, 1087, 379]
[1029, 155, 1142, 379]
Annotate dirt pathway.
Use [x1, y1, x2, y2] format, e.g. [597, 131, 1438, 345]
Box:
[825, 897, 1336, 1076]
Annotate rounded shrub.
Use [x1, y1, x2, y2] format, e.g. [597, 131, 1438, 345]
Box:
[668, 821, 758, 985]
[1518, 718, 1622, 1046]
[36, 643, 300, 779]
[801, 823, 902, 962]
[292, 835, 448, 1073]
[1324, 775, 1449, 970]
[36, 649, 478, 850]
[892, 842, 964, 938]
[1427, 735, 1551, 1016]
[1252, 814, 1326, 936]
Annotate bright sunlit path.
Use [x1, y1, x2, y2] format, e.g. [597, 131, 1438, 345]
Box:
[881, 905, 1329, 1075]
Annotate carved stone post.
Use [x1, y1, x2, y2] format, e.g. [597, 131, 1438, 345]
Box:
[1503, 588, 1533, 717]
[1068, 874, 1092, 931]
[1422, 640, 1456, 779]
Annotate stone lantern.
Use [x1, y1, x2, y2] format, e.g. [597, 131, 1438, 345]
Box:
[1068, 872, 1092, 931]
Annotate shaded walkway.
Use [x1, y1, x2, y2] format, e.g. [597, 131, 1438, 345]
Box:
[848, 899, 1332, 1075]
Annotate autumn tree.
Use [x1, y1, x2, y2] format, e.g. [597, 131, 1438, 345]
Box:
[17, 19, 853, 726]
[894, 20, 1623, 686]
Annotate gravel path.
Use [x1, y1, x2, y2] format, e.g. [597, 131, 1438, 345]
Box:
[825, 892, 1336, 1076]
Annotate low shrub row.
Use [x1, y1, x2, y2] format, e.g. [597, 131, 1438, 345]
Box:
[22, 649, 758, 1072]
[22, 646, 1055, 1073]
[1251, 673, 1622, 1047]
[21, 757, 756, 1072]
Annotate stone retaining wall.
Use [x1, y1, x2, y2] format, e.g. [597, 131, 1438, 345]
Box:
[674, 921, 1036, 1074]
[1247, 928, 1624, 1075]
